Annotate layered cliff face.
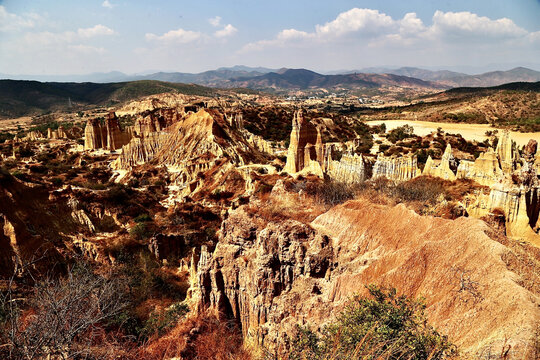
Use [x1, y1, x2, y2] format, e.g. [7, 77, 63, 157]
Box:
[24, 130, 43, 141]
[114, 108, 270, 200]
[113, 132, 168, 169]
[326, 153, 369, 183]
[133, 108, 183, 137]
[190, 195, 539, 358]
[283, 109, 324, 176]
[84, 118, 104, 150]
[497, 130, 515, 173]
[466, 186, 540, 246]
[372, 153, 421, 181]
[317, 130, 540, 246]
[84, 111, 132, 151]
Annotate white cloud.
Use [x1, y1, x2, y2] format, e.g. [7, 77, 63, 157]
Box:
[238, 8, 540, 72]
[102, 0, 114, 9]
[278, 29, 313, 41]
[77, 24, 115, 38]
[529, 31, 540, 43]
[243, 8, 537, 52]
[315, 8, 395, 37]
[145, 28, 202, 43]
[399, 13, 426, 35]
[209, 16, 221, 27]
[214, 24, 237, 38]
[430, 10, 527, 39]
[0, 5, 41, 32]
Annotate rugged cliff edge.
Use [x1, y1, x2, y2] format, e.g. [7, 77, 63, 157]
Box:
[189, 191, 540, 358]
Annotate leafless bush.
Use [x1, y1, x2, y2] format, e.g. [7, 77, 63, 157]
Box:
[307, 179, 363, 206]
[451, 266, 483, 303]
[1, 263, 128, 360]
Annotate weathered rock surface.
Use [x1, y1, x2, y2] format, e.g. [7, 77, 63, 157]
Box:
[283, 110, 321, 174]
[114, 108, 270, 200]
[84, 111, 132, 151]
[0, 170, 73, 276]
[326, 153, 369, 183]
[84, 118, 105, 150]
[497, 130, 514, 173]
[190, 199, 540, 358]
[113, 132, 167, 169]
[458, 148, 503, 186]
[423, 144, 457, 180]
[24, 130, 43, 141]
[372, 153, 421, 181]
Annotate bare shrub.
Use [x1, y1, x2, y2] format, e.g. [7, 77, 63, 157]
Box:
[307, 179, 362, 207]
[1, 263, 128, 360]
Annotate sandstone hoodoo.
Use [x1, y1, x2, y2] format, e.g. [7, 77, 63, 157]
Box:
[283, 109, 325, 176]
[84, 111, 132, 151]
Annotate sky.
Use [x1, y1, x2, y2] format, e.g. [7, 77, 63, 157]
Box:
[1, 0, 540, 75]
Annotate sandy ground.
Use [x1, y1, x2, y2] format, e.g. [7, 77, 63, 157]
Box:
[0, 117, 33, 131]
[367, 119, 540, 147]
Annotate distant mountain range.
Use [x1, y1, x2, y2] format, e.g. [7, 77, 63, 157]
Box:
[2, 66, 540, 90]
[356, 66, 540, 88]
[225, 68, 441, 90]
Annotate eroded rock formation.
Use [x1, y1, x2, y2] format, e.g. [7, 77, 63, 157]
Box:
[372, 153, 421, 181]
[423, 144, 457, 180]
[457, 148, 503, 186]
[283, 109, 324, 176]
[114, 108, 270, 200]
[326, 153, 369, 183]
[189, 198, 539, 357]
[84, 111, 132, 151]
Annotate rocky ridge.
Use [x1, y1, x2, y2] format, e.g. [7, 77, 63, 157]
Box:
[189, 188, 539, 357]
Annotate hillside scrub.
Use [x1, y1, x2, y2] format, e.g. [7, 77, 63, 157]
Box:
[286, 285, 457, 360]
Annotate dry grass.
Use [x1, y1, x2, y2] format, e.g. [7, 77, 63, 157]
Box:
[134, 314, 251, 360]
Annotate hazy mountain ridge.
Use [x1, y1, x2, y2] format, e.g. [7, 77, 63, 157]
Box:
[3, 66, 540, 90]
[224, 68, 445, 91]
[358, 66, 540, 87]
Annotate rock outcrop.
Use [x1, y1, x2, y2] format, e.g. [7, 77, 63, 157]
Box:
[24, 130, 43, 141]
[457, 148, 503, 186]
[190, 198, 540, 358]
[114, 109, 270, 200]
[326, 153, 369, 183]
[496, 130, 514, 173]
[423, 144, 457, 180]
[84, 118, 104, 150]
[0, 170, 73, 276]
[113, 132, 168, 169]
[283, 110, 323, 175]
[372, 153, 421, 181]
[84, 112, 132, 151]
[466, 185, 540, 246]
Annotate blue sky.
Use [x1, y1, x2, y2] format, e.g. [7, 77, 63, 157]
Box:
[1, 0, 540, 75]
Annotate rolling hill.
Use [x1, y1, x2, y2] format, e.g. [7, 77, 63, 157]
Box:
[0, 80, 217, 118]
[359, 81, 540, 131]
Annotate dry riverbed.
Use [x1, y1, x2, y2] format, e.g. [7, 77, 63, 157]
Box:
[367, 119, 540, 147]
